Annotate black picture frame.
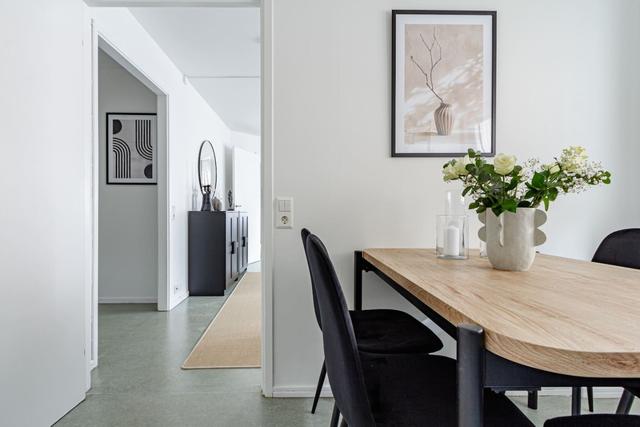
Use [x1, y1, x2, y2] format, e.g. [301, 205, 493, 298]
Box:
[106, 112, 157, 185]
[391, 10, 497, 158]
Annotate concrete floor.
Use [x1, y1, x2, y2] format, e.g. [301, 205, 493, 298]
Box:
[57, 270, 635, 426]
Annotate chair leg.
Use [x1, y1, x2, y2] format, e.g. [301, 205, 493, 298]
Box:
[587, 386, 594, 412]
[311, 361, 327, 414]
[527, 390, 538, 410]
[617, 389, 635, 415]
[571, 387, 582, 416]
[330, 403, 340, 427]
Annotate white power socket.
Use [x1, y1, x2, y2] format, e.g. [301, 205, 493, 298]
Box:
[275, 197, 293, 229]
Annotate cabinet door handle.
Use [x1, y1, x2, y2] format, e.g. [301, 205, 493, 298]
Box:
[242, 236, 247, 247]
[231, 241, 236, 254]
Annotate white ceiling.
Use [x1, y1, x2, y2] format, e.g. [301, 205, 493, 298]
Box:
[130, 7, 260, 135]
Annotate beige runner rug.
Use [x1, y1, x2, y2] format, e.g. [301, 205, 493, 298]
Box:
[182, 272, 261, 369]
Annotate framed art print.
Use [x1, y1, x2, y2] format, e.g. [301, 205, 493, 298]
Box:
[392, 10, 496, 157]
[107, 113, 157, 184]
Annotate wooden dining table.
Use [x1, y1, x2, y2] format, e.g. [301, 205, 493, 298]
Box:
[354, 249, 640, 427]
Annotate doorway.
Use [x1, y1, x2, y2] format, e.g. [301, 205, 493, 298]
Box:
[88, 32, 170, 369]
[97, 50, 159, 305]
[85, 2, 271, 394]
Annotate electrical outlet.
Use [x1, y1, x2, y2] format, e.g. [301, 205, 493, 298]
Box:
[275, 197, 293, 229]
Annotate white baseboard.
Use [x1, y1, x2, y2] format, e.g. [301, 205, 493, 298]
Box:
[272, 385, 333, 398]
[98, 296, 158, 304]
[168, 292, 189, 311]
[507, 387, 623, 398]
[271, 385, 623, 399]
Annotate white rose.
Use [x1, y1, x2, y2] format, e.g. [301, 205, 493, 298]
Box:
[493, 153, 517, 175]
[453, 155, 472, 176]
[545, 163, 561, 174]
[442, 164, 459, 181]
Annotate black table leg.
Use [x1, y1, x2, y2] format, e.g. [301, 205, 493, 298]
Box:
[458, 324, 485, 427]
[354, 251, 363, 311]
[527, 390, 538, 410]
[572, 387, 582, 415]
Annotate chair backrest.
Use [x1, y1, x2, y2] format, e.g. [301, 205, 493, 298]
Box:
[592, 229, 640, 270]
[301, 228, 323, 330]
[305, 234, 375, 426]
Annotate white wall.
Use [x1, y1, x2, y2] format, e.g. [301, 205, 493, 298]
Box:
[270, 0, 640, 395]
[91, 7, 233, 309]
[0, 0, 88, 425]
[233, 147, 262, 263]
[232, 130, 260, 155]
[98, 50, 158, 303]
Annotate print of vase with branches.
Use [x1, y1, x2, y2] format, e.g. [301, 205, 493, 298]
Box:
[410, 27, 454, 136]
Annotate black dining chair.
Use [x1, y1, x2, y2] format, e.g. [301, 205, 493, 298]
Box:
[305, 232, 535, 426]
[301, 229, 444, 414]
[579, 229, 640, 414]
[544, 414, 640, 426]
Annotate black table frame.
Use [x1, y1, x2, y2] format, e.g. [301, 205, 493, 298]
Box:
[354, 251, 640, 426]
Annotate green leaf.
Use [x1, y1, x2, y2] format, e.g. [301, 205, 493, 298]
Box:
[477, 206, 487, 213]
[491, 206, 503, 217]
[518, 200, 532, 207]
[469, 201, 479, 209]
[543, 196, 550, 211]
[501, 199, 518, 213]
[506, 177, 519, 191]
[462, 186, 472, 196]
[531, 172, 545, 189]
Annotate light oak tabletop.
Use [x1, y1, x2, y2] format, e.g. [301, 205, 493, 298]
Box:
[363, 248, 640, 378]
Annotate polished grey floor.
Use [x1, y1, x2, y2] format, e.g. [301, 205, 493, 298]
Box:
[57, 271, 635, 426]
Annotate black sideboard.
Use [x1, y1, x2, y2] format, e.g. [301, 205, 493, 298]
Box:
[188, 211, 248, 296]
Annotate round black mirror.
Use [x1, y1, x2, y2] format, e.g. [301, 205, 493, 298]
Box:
[198, 140, 217, 195]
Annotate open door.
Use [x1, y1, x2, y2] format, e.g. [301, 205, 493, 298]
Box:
[1, 1, 88, 425]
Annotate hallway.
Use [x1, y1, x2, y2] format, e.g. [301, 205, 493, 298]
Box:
[56, 293, 333, 427]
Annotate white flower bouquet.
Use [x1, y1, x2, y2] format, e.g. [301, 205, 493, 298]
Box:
[442, 147, 612, 217]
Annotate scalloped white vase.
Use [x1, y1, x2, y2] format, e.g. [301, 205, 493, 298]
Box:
[478, 208, 547, 271]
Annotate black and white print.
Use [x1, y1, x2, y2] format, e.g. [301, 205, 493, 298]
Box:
[107, 113, 157, 184]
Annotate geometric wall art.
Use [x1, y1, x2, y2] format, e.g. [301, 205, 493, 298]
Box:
[106, 113, 157, 184]
[392, 10, 496, 157]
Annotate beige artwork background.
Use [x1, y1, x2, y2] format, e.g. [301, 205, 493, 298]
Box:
[404, 24, 484, 144]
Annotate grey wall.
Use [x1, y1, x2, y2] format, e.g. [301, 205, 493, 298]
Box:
[98, 50, 158, 303]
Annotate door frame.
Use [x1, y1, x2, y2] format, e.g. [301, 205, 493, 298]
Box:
[86, 23, 171, 374]
[84, 0, 274, 396]
[260, 0, 274, 397]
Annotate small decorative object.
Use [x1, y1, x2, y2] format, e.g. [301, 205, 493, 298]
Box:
[212, 194, 222, 211]
[201, 185, 212, 211]
[197, 140, 217, 212]
[107, 113, 157, 184]
[392, 10, 496, 157]
[442, 147, 612, 271]
[436, 215, 469, 259]
[227, 190, 234, 211]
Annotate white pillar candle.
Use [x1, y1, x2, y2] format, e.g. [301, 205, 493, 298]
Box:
[444, 224, 460, 257]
